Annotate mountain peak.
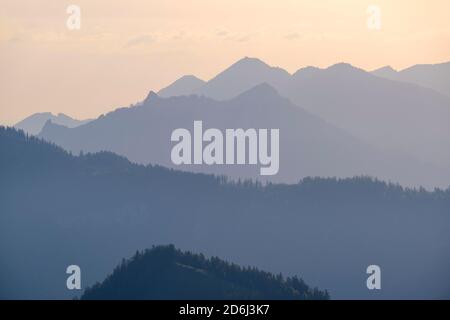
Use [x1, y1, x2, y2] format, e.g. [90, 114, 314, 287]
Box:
[229, 57, 289, 75]
[40, 119, 66, 133]
[248, 82, 278, 93]
[234, 56, 267, 66]
[324, 63, 370, 78]
[292, 66, 321, 77]
[196, 57, 290, 100]
[327, 62, 359, 71]
[377, 65, 397, 72]
[178, 74, 203, 81]
[232, 82, 282, 103]
[227, 56, 289, 75]
[144, 91, 159, 102]
[158, 75, 205, 98]
[15, 112, 90, 135]
[56, 113, 74, 120]
[371, 65, 398, 78]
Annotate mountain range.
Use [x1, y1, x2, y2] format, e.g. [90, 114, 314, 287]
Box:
[39, 79, 449, 189]
[7, 58, 450, 299]
[157, 57, 450, 170]
[2, 127, 449, 299]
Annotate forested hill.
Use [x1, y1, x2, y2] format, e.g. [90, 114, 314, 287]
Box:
[1, 126, 450, 299]
[81, 245, 329, 300]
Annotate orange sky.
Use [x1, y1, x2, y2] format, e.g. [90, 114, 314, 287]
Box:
[1, 0, 449, 125]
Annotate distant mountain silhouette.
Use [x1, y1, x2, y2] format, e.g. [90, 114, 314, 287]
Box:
[284, 62, 450, 169]
[372, 61, 450, 97]
[38, 83, 448, 188]
[159, 57, 450, 170]
[158, 75, 206, 98]
[14, 112, 91, 135]
[2, 127, 450, 299]
[81, 245, 329, 300]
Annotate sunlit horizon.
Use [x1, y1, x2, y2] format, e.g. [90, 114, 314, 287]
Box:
[1, 0, 450, 125]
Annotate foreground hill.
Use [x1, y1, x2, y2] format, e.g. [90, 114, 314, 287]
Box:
[1, 127, 449, 299]
[81, 245, 328, 300]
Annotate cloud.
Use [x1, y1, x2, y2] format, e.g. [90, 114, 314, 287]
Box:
[216, 30, 228, 37]
[236, 34, 252, 42]
[8, 36, 24, 43]
[284, 32, 301, 40]
[124, 34, 154, 48]
[171, 31, 186, 40]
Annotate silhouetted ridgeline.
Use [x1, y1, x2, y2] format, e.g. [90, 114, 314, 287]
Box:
[38, 78, 450, 189]
[156, 57, 450, 172]
[1, 127, 450, 299]
[81, 245, 329, 300]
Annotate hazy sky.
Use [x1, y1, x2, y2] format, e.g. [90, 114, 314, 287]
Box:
[1, 0, 449, 125]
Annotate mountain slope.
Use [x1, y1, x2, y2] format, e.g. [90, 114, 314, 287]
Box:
[2, 127, 450, 299]
[38, 83, 448, 188]
[81, 245, 328, 300]
[14, 112, 91, 135]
